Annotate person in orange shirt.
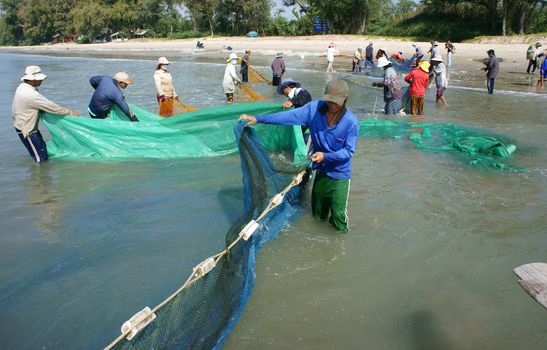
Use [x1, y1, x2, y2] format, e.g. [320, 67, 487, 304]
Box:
[404, 61, 430, 115]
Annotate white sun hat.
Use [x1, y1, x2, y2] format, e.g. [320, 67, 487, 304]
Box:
[377, 56, 390, 67]
[157, 57, 170, 65]
[21, 66, 47, 81]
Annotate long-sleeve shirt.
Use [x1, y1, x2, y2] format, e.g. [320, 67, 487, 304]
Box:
[485, 56, 499, 79]
[378, 66, 402, 102]
[154, 69, 177, 98]
[434, 63, 448, 88]
[222, 63, 241, 93]
[271, 57, 285, 77]
[12, 82, 70, 137]
[255, 100, 359, 180]
[366, 45, 374, 60]
[354, 49, 365, 61]
[287, 87, 312, 108]
[404, 68, 430, 96]
[88, 75, 133, 119]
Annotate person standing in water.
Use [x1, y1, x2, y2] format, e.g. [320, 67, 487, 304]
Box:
[326, 42, 338, 73]
[483, 49, 499, 94]
[271, 52, 286, 86]
[373, 56, 403, 115]
[239, 79, 359, 232]
[154, 56, 178, 117]
[430, 55, 448, 106]
[404, 60, 430, 115]
[241, 49, 251, 83]
[12, 65, 78, 162]
[223, 53, 242, 104]
[88, 72, 139, 122]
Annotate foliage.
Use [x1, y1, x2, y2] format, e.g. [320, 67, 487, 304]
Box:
[167, 30, 205, 39]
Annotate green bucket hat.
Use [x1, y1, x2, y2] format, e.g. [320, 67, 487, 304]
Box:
[323, 79, 349, 106]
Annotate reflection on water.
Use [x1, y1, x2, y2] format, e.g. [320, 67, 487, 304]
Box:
[0, 51, 546, 349]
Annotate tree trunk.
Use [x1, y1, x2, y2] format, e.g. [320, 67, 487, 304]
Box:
[518, 4, 526, 34]
[491, 0, 497, 31]
[502, 0, 507, 35]
[208, 17, 214, 36]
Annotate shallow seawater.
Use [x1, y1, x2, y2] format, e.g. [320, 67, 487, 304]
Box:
[0, 50, 545, 349]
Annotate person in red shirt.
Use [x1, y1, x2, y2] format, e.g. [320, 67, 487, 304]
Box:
[390, 51, 405, 63]
[404, 61, 430, 115]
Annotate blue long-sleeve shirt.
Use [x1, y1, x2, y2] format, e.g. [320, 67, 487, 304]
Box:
[255, 100, 359, 180]
[88, 76, 134, 120]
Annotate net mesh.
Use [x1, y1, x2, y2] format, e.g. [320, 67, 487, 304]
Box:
[248, 65, 271, 84]
[40, 103, 522, 349]
[237, 83, 267, 102]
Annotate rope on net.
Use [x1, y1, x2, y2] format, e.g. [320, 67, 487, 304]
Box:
[103, 168, 307, 350]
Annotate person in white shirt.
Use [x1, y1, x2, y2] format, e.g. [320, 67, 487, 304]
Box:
[154, 56, 178, 117]
[326, 42, 338, 72]
[223, 53, 242, 103]
[12, 66, 78, 162]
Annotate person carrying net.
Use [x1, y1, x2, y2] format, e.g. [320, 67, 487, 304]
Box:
[239, 79, 359, 232]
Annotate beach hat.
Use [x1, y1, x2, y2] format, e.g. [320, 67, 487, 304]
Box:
[245, 49, 251, 53]
[412, 43, 417, 47]
[276, 52, 283, 58]
[377, 56, 390, 68]
[157, 56, 170, 65]
[227, 52, 238, 63]
[380, 47, 387, 52]
[114, 72, 134, 84]
[358, 46, 364, 51]
[418, 61, 430, 72]
[431, 41, 438, 46]
[329, 42, 335, 47]
[277, 78, 301, 95]
[431, 55, 443, 62]
[21, 66, 47, 81]
[369, 41, 373, 45]
[323, 79, 349, 106]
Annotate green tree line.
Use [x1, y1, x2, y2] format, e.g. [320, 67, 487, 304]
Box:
[0, 0, 545, 46]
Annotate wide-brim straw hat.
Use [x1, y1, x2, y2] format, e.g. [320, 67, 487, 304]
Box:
[157, 56, 170, 65]
[114, 72, 134, 84]
[377, 56, 390, 68]
[431, 55, 443, 62]
[418, 61, 430, 72]
[277, 79, 301, 95]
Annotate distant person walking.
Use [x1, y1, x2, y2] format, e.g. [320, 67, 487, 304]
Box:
[326, 42, 338, 72]
[241, 49, 251, 82]
[12, 66, 78, 162]
[404, 61, 430, 115]
[483, 49, 499, 94]
[373, 57, 403, 115]
[445, 40, 455, 68]
[430, 55, 448, 106]
[271, 52, 285, 86]
[353, 46, 365, 73]
[223, 53, 242, 103]
[537, 50, 547, 88]
[526, 42, 542, 74]
[365, 41, 375, 70]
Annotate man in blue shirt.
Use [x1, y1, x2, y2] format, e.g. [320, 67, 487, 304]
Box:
[239, 79, 359, 231]
[88, 72, 138, 122]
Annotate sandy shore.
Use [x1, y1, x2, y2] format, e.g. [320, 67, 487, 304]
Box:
[3, 35, 546, 93]
[3, 35, 546, 63]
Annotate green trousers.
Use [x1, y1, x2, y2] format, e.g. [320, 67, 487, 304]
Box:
[312, 172, 350, 232]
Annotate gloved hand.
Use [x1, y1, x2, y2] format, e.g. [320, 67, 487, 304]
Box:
[159, 95, 166, 102]
[130, 115, 139, 122]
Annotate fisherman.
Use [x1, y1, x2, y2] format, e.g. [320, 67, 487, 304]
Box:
[526, 42, 543, 74]
[353, 46, 365, 73]
[12, 66, 78, 162]
[412, 44, 424, 64]
[483, 49, 499, 94]
[538, 49, 547, 88]
[277, 78, 312, 109]
[390, 51, 405, 63]
[271, 52, 285, 86]
[430, 55, 448, 106]
[241, 49, 251, 83]
[372, 56, 403, 115]
[154, 57, 178, 117]
[223, 53, 242, 103]
[365, 41, 375, 70]
[375, 47, 388, 60]
[428, 41, 440, 60]
[404, 61, 430, 115]
[445, 40, 455, 68]
[239, 79, 359, 232]
[326, 42, 337, 73]
[88, 72, 139, 121]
